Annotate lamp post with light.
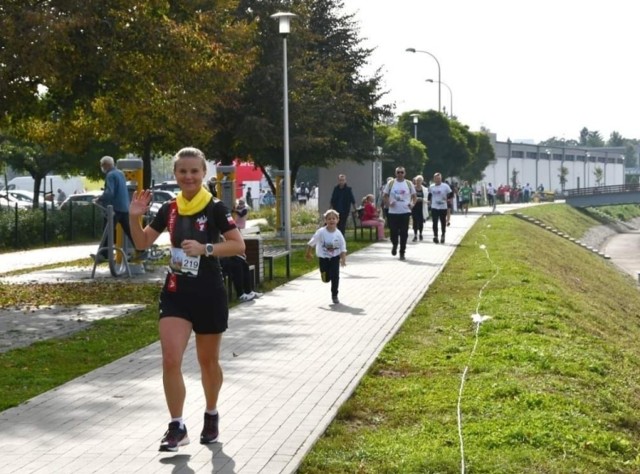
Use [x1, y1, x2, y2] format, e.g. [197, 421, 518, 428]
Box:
[406, 48, 441, 113]
[409, 113, 419, 139]
[426, 79, 453, 117]
[585, 152, 591, 188]
[271, 11, 296, 252]
[545, 149, 551, 191]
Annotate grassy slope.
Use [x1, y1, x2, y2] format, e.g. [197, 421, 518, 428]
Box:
[300, 209, 640, 473]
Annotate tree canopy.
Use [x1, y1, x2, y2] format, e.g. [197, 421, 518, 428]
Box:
[206, 0, 389, 188]
[1, 0, 256, 187]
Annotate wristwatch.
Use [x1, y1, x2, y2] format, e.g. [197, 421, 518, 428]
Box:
[205, 243, 214, 257]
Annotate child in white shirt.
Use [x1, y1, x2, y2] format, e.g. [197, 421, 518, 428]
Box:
[305, 209, 347, 304]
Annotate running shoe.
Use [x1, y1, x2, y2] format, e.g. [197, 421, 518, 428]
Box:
[332, 296, 340, 304]
[200, 413, 219, 444]
[159, 422, 189, 452]
[238, 293, 255, 303]
[248, 291, 263, 299]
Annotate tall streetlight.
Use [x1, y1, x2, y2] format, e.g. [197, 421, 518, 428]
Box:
[426, 79, 453, 117]
[409, 113, 419, 139]
[545, 149, 551, 191]
[506, 138, 512, 187]
[585, 152, 591, 188]
[406, 48, 441, 113]
[271, 11, 296, 252]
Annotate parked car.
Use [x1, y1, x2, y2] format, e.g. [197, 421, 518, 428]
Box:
[149, 190, 176, 216]
[0, 189, 56, 209]
[58, 191, 102, 210]
[152, 180, 180, 194]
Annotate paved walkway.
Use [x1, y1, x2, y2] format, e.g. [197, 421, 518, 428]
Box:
[1, 206, 523, 473]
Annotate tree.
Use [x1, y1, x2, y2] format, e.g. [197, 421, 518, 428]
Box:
[593, 166, 604, 186]
[460, 130, 495, 183]
[539, 137, 579, 147]
[0, 132, 74, 207]
[0, 0, 257, 187]
[579, 128, 604, 147]
[374, 124, 426, 179]
[398, 110, 493, 182]
[209, 0, 388, 190]
[558, 165, 569, 191]
[579, 127, 589, 146]
[608, 131, 625, 146]
[624, 144, 637, 168]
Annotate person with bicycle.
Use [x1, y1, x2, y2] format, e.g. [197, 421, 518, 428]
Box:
[128, 147, 245, 452]
[93, 156, 134, 262]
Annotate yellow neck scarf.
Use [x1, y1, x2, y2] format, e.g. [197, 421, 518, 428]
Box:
[176, 186, 212, 216]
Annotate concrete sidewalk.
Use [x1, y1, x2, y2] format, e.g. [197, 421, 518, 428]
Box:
[1, 208, 504, 473]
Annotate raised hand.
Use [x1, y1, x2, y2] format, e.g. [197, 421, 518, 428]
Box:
[130, 190, 152, 217]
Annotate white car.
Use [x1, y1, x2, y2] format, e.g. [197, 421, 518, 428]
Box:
[58, 191, 102, 210]
[0, 189, 56, 209]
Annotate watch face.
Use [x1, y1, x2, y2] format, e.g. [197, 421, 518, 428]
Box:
[206, 244, 214, 255]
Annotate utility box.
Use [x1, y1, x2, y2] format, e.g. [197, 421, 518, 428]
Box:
[216, 165, 236, 211]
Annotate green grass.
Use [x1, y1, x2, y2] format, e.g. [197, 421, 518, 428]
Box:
[514, 203, 640, 239]
[0, 236, 373, 411]
[299, 208, 640, 473]
[3, 204, 640, 472]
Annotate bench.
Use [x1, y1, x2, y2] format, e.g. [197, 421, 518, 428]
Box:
[351, 208, 376, 241]
[263, 248, 291, 280]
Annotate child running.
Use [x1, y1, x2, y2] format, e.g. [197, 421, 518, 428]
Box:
[305, 209, 347, 304]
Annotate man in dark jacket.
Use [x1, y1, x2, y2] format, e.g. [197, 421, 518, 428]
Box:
[330, 174, 356, 236]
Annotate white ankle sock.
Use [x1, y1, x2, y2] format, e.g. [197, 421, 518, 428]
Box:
[171, 417, 185, 429]
[205, 408, 218, 416]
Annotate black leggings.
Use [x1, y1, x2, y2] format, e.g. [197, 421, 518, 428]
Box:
[387, 213, 411, 253]
[411, 206, 424, 235]
[431, 208, 448, 237]
[319, 256, 341, 297]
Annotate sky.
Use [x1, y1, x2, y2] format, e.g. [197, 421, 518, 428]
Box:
[339, 0, 639, 144]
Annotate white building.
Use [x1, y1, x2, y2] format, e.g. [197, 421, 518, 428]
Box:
[482, 135, 631, 191]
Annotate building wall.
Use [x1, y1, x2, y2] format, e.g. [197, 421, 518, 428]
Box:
[484, 139, 628, 191]
[318, 161, 380, 216]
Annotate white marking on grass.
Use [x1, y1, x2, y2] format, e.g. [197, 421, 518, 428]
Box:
[457, 241, 498, 474]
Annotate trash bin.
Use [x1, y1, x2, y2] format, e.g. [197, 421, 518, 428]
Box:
[244, 235, 264, 285]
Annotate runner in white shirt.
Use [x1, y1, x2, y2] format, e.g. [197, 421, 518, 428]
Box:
[383, 166, 417, 260]
[427, 172, 453, 244]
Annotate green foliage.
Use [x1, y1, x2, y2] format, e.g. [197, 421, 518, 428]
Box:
[0, 206, 102, 251]
[376, 125, 426, 179]
[0, 0, 257, 186]
[209, 0, 389, 185]
[300, 209, 640, 473]
[395, 110, 494, 182]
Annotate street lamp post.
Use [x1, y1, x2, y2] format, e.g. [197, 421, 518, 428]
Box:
[271, 11, 296, 252]
[426, 79, 453, 117]
[406, 48, 441, 113]
[585, 152, 590, 188]
[545, 149, 551, 192]
[506, 138, 512, 187]
[409, 113, 419, 139]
